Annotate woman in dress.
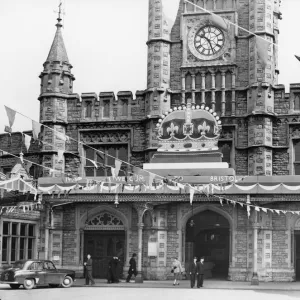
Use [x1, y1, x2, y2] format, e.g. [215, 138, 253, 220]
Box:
[171, 257, 183, 286]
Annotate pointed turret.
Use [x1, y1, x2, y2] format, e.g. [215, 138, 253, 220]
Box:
[39, 10, 75, 96]
[46, 17, 69, 63]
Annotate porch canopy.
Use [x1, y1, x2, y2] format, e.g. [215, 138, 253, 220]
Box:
[38, 175, 300, 195]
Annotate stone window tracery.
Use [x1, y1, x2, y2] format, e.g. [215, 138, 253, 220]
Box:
[85, 212, 125, 230]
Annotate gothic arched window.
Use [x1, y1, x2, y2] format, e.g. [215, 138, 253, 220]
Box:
[294, 94, 300, 111]
[185, 73, 192, 90]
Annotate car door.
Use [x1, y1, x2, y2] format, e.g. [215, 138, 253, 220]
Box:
[43, 261, 61, 284]
[27, 262, 45, 285]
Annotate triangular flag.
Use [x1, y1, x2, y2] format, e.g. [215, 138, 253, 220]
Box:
[4, 125, 12, 134]
[261, 208, 268, 213]
[295, 55, 300, 62]
[275, 209, 280, 215]
[5, 106, 16, 128]
[56, 131, 67, 142]
[111, 167, 116, 177]
[256, 36, 270, 67]
[86, 158, 98, 169]
[209, 13, 228, 31]
[114, 159, 122, 177]
[219, 198, 223, 206]
[32, 120, 42, 140]
[247, 205, 251, 219]
[57, 150, 64, 162]
[255, 206, 260, 212]
[189, 186, 195, 205]
[23, 133, 32, 152]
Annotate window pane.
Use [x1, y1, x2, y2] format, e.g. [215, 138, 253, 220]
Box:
[28, 225, 34, 237]
[12, 223, 18, 235]
[86, 148, 94, 163]
[2, 237, 8, 261]
[122, 101, 128, 116]
[3, 222, 9, 235]
[20, 238, 25, 260]
[85, 167, 95, 177]
[215, 92, 222, 115]
[295, 164, 300, 175]
[28, 239, 34, 259]
[20, 224, 26, 236]
[295, 142, 300, 162]
[103, 101, 110, 117]
[11, 237, 17, 261]
[205, 92, 211, 108]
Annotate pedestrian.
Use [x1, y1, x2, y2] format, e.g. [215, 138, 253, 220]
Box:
[126, 253, 137, 283]
[113, 256, 121, 283]
[84, 254, 95, 286]
[196, 257, 205, 288]
[171, 257, 183, 286]
[189, 256, 198, 288]
[107, 256, 114, 283]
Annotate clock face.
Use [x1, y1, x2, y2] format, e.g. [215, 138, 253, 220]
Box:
[194, 26, 224, 56]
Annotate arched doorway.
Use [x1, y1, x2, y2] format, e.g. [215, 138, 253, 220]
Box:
[83, 210, 126, 279]
[185, 210, 230, 278]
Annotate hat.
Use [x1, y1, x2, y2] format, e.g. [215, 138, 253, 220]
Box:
[193, 256, 198, 259]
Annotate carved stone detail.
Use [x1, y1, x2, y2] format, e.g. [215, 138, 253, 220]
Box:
[133, 202, 154, 224]
[80, 131, 130, 144]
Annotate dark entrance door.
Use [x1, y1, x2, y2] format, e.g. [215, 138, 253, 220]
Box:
[185, 210, 230, 279]
[295, 232, 300, 280]
[84, 231, 125, 278]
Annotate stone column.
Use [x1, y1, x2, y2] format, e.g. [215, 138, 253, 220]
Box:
[133, 203, 154, 283]
[221, 71, 226, 116]
[231, 72, 236, 116]
[191, 74, 196, 104]
[201, 72, 205, 105]
[251, 211, 259, 285]
[44, 205, 51, 260]
[211, 72, 216, 111]
[181, 74, 186, 104]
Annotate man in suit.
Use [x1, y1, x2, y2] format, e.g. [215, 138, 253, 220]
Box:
[189, 256, 198, 288]
[196, 257, 205, 288]
[84, 254, 95, 286]
[126, 253, 137, 283]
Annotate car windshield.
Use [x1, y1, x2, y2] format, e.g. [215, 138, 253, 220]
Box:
[13, 261, 25, 269]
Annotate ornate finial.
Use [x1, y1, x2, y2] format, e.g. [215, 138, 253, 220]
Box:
[54, 1, 63, 28]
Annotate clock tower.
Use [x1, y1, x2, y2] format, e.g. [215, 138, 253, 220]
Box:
[166, 0, 281, 176]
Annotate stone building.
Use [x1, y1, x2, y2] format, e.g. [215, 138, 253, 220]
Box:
[2, 0, 300, 283]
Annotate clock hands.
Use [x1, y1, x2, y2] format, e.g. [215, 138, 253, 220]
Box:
[200, 33, 215, 54]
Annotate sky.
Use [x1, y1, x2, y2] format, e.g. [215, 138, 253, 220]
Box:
[0, 0, 299, 135]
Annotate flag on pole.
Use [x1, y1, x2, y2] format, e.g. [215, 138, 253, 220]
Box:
[4, 106, 16, 128]
[210, 13, 228, 31]
[247, 205, 251, 219]
[256, 36, 270, 67]
[32, 120, 42, 140]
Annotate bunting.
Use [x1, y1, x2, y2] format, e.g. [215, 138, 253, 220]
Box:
[209, 13, 228, 31]
[5, 106, 16, 128]
[23, 133, 32, 152]
[189, 186, 195, 205]
[32, 120, 42, 140]
[256, 36, 270, 67]
[57, 150, 64, 162]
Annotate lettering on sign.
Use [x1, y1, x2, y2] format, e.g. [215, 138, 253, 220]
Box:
[210, 176, 236, 182]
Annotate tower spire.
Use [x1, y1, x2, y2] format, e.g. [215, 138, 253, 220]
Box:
[56, 1, 63, 28]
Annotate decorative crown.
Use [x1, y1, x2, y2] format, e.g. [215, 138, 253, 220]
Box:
[156, 101, 222, 152]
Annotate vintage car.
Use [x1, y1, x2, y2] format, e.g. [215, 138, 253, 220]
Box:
[0, 259, 76, 290]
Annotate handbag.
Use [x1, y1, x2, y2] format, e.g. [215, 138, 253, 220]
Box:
[171, 269, 174, 273]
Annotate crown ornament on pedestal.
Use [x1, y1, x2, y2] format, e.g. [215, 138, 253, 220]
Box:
[156, 99, 222, 152]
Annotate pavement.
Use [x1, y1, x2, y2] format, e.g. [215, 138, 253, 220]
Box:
[2, 278, 300, 291]
[69, 278, 300, 291]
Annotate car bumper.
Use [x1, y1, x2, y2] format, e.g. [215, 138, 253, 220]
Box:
[0, 281, 20, 284]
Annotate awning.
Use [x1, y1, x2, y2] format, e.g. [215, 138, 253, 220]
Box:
[0, 177, 38, 197]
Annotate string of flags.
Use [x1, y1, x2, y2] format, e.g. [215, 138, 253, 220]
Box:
[3, 108, 300, 218]
[0, 203, 41, 215]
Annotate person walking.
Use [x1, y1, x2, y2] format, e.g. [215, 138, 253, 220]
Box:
[171, 257, 183, 286]
[196, 257, 205, 288]
[126, 253, 137, 283]
[84, 254, 95, 286]
[189, 257, 198, 288]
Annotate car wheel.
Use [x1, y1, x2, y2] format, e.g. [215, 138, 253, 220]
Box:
[49, 284, 60, 288]
[61, 276, 73, 288]
[23, 278, 35, 290]
[10, 284, 21, 289]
